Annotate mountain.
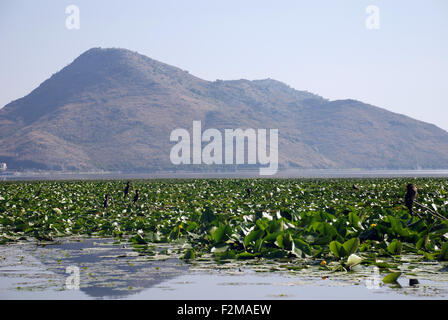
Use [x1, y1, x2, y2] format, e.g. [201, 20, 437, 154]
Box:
[1, 47, 448, 171]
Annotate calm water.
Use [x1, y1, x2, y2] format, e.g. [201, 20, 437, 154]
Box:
[1, 169, 448, 181]
[1, 238, 448, 300]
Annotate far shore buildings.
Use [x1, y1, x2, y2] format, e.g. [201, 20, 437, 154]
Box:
[0, 163, 6, 171]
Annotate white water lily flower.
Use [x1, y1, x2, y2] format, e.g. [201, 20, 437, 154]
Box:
[137, 229, 144, 235]
[347, 254, 362, 267]
[262, 212, 273, 220]
[53, 208, 62, 215]
[276, 210, 282, 219]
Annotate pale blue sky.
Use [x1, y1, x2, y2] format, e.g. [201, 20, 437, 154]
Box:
[1, 0, 447, 129]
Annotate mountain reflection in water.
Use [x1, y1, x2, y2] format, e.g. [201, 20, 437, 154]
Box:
[0, 238, 188, 299]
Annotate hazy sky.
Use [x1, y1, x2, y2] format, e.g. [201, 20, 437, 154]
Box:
[1, 0, 447, 130]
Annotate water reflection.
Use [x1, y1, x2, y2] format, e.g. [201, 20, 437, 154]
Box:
[1, 238, 188, 299]
[2, 238, 448, 299]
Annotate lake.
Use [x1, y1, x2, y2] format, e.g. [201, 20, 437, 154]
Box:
[1, 237, 447, 300]
[1, 169, 448, 181]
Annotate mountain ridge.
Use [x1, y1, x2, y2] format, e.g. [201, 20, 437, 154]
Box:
[1, 47, 448, 171]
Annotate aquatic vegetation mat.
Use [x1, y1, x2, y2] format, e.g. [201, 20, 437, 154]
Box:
[1, 178, 448, 288]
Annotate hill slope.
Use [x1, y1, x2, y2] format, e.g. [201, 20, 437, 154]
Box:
[1, 47, 448, 171]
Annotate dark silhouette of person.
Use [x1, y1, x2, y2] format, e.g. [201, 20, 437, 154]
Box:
[133, 190, 140, 205]
[123, 182, 130, 198]
[405, 184, 418, 214]
[103, 194, 111, 209]
[246, 188, 252, 197]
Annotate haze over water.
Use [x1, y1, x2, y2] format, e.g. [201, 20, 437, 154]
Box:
[1, 170, 448, 181]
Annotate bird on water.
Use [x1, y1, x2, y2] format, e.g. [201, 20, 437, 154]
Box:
[405, 184, 418, 214]
[103, 194, 111, 209]
[133, 190, 140, 205]
[123, 182, 130, 198]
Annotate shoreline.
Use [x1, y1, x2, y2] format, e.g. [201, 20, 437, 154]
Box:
[1, 169, 448, 181]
